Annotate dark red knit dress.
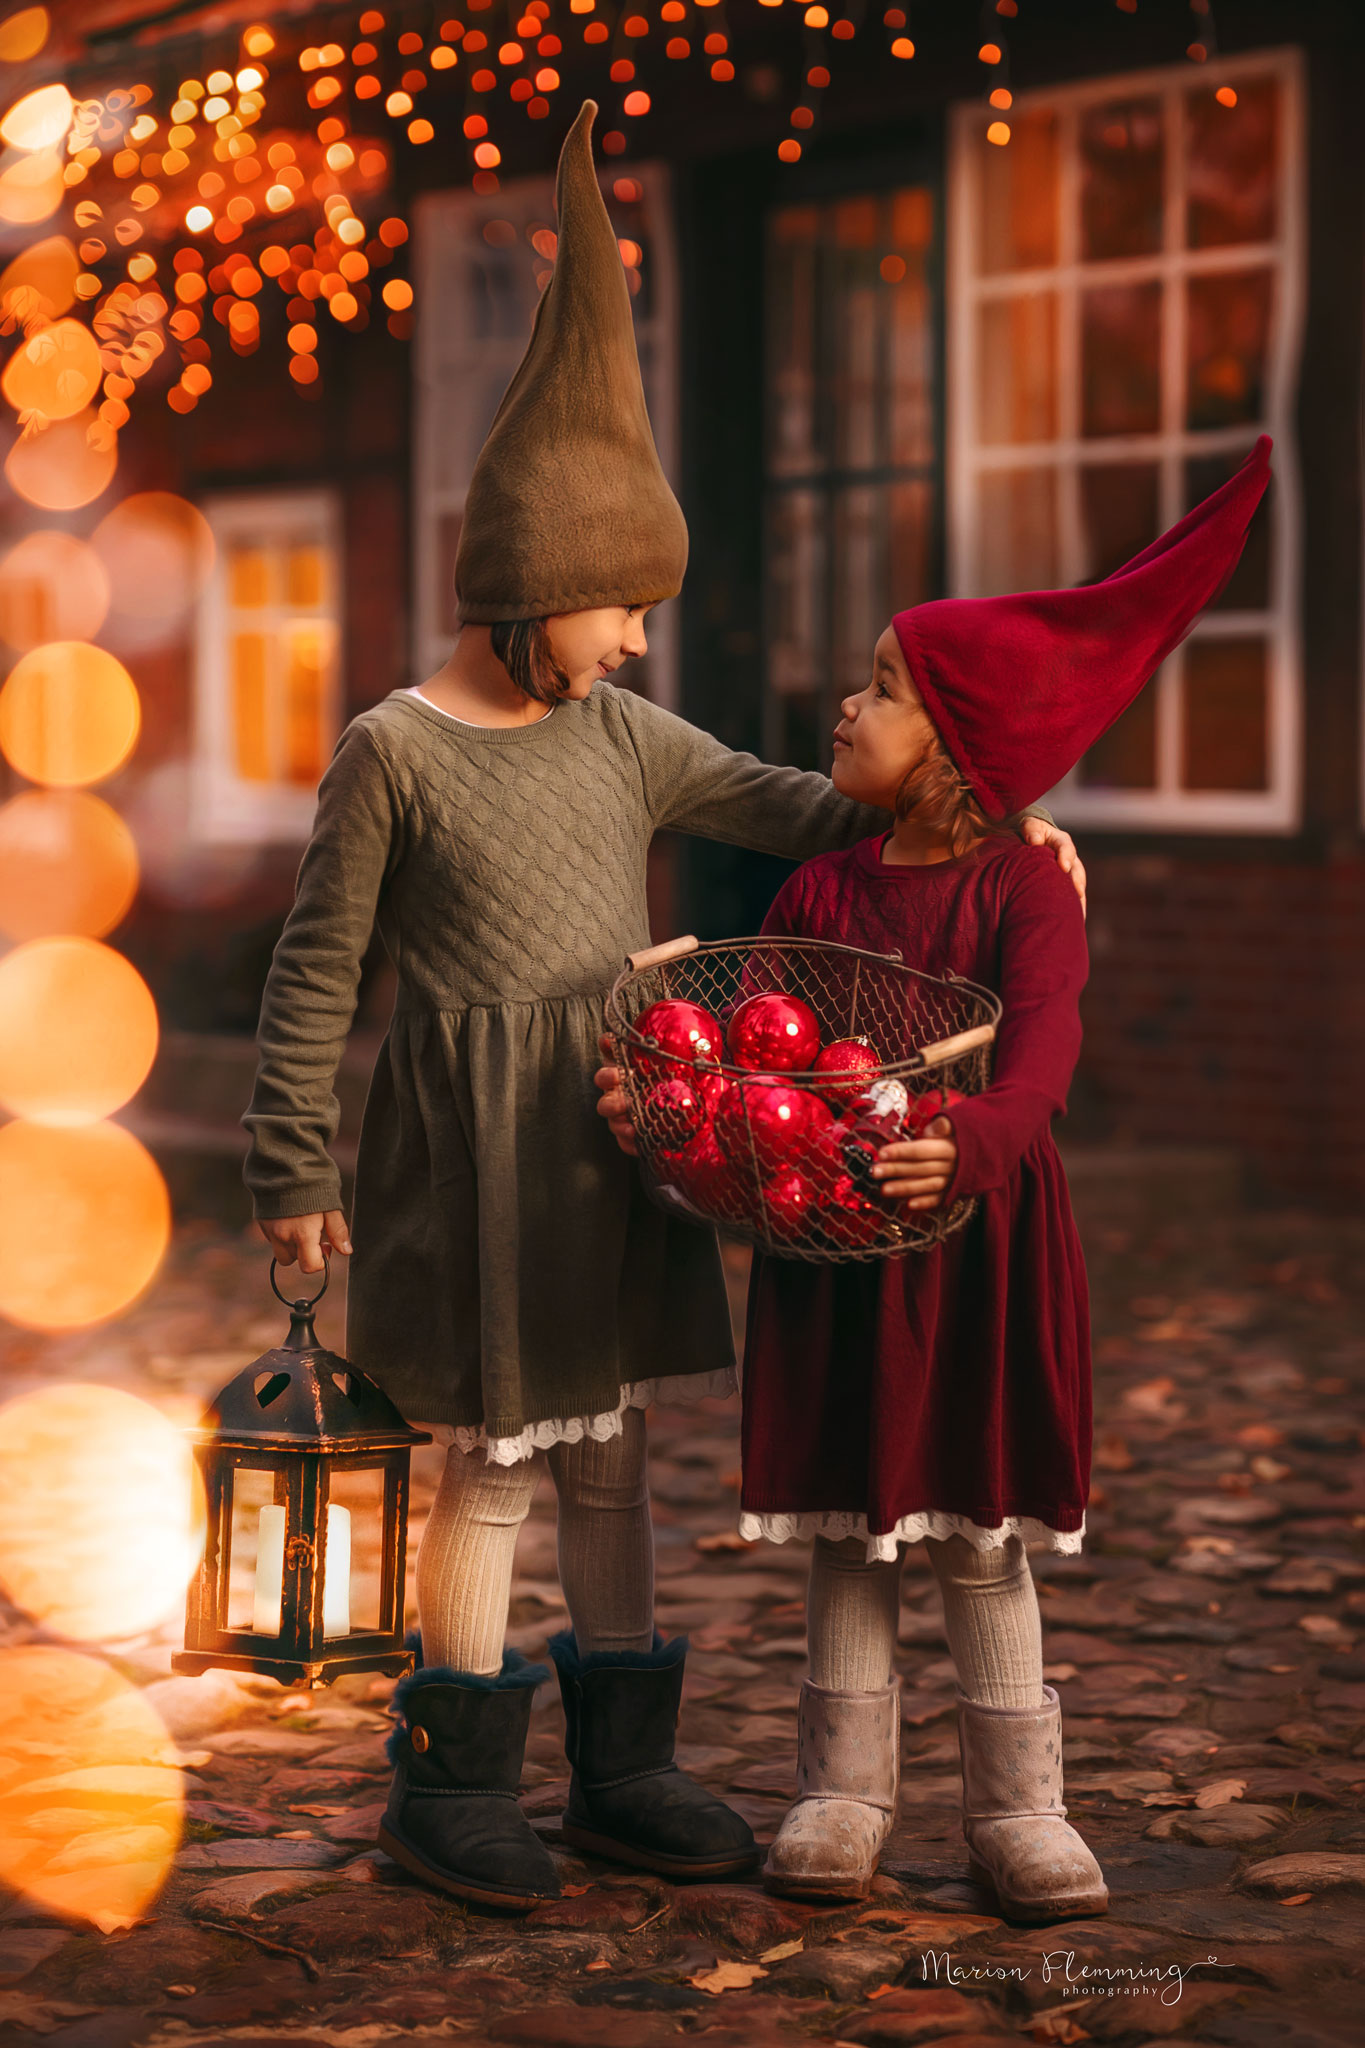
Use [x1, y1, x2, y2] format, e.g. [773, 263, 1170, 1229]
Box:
[738, 831, 1092, 1560]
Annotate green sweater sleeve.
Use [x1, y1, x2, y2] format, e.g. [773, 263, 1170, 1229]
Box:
[614, 688, 887, 858]
[243, 721, 403, 1221]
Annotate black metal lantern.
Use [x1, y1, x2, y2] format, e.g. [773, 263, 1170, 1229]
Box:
[174, 1263, 430, 1688]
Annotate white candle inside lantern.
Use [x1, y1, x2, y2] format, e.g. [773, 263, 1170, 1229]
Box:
[322, 1503, 351, 1639]
[251, 1503, 352, 1637]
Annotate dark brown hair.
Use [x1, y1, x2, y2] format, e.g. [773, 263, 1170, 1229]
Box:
[894, 725, 1019, 858]
[490, 618, 572, 705]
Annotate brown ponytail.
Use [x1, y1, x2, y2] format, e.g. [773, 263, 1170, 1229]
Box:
[894, 728, 1019, 858]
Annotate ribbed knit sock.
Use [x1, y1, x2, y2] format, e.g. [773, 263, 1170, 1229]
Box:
[415, 1445, 540, 1677]
[924, 1532, 1045, 1709]
[549, 1406, 654, 1656]
[806, 1534, 902, 1692]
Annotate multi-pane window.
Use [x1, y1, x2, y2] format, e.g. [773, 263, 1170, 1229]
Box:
[949, 52, 1303, 830]
[765, 189, 937, 769]
[194, 490, 341, 842]
[414, 169, 679, 706]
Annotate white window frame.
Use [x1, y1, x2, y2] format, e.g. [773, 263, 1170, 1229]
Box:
[413, 165, 681, 708]
[192, 487, 344, 844]
[948, 47, 1305, 833]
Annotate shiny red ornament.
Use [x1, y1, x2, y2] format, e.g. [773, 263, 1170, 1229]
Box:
[726, 992, 822, 1073]
[715, 1079, 831, 1173]
[905, 1085, 966, 1137]
[762, 1165, 818, 1243]
[825, 1171, 889, 1250]
[633, 998, 722, 1081]
[813, 1035, 881, 1107]
[644, 1075, 707, 1153]
[673, 1121, 752, 1218]
[840, 1079, 910, 1202]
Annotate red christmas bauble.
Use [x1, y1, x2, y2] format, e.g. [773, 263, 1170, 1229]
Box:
[762, 1166, 818, 1244]
[824, 1171, 890, 1250]
[673, 1122, 753, 1218]
[726, 993, 822, 1073]
[813, 1036, 882, 1107]
[698, 1069, 731, 1121]
[643, 1076, 708, 1154]
[715, 1080, 831, 1173]
[633, 998, 722, 1081]
[840, 1081, 910, 1202]
[905, 1085, 966, 1137]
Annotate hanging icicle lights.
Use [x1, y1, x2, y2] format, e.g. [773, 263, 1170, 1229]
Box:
[0, 0, 1250, 428]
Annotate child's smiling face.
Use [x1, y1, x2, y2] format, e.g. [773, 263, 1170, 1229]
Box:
[832, 625, 942, 808]
[545, 605, 655, 698]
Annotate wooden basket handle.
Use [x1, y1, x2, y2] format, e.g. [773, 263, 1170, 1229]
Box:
[625, 934, 700, 973]
[916, 1021, 996, 1069]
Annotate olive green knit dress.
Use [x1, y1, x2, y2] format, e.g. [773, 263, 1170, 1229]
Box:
[243, 683, 885, 1450]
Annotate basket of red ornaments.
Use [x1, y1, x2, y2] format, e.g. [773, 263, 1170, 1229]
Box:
[605, 934, 1001, 1261]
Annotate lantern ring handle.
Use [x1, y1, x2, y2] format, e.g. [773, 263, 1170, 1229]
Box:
[269, 1256, 330, 1310]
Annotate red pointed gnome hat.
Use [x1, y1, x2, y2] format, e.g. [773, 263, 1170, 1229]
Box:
[893, 436, 1272, 817]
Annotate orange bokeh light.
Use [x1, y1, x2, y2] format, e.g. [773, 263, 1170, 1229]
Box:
[0, 531, 110, 650]
[0, 150, 65, 225]
[0, 233, 79, 320]
[91, 491, 215, 622]
[0, 640, 140, 787]
[0, 1647, 184, 1932]
[0, 1119, 170, 1328]
[1, 316, 101, 421]
[0, 1387, 203, 1641]
[5, 409, 118, 510]
[0, 790, 138, 941]
[0, 82, 72, 151]
[0, 8, 50, 63]
[0, 936, 158, 1125]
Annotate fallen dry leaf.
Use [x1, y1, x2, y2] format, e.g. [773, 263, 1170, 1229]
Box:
[866, 1983, 900, 2000]
[1194, 1778, 1247, 1809]
[287, 1804, 348, 1818]
[690, 1960, 769, 1994]
[1281, 1893, 1313, 1905]
[758, 1938, 804, 1962]
[695, 1530, 753, 1554]
[1032, 2016, 1090, 2045]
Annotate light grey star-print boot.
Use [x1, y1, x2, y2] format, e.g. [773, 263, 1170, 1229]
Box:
[957, 1684, 1108, 1922]
[763, 1677, 899, 1901]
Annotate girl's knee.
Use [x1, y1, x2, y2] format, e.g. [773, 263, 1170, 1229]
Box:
[925, 1531, 1030, 1588]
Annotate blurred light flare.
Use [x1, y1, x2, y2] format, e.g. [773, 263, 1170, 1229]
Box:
[0, 530, 110, 651]
[0, 1647, 184, 1932]
[0, 788, 138, 940]
[91, 491, 215, 622]
[5, 409, 118, 510]
[0, 935, 158, 1125]
[1, 316, 102, 420]
[0, 1119, 171, 1328]
[0, 639, 141, 786]
[0, 8, 50, 63]
[0, 83, 74, 152]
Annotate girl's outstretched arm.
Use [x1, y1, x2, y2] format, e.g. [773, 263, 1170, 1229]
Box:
[242, 720, 403, 1230]
[611, 689, 1083, 899]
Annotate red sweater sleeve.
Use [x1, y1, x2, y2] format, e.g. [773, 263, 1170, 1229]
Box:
[946, 850, 1088, 1201]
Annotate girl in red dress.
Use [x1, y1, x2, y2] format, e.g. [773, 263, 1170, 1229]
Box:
[734, 442, 1270, 1919]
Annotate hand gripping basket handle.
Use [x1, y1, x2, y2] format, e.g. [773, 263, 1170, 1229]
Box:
[625, 934, 700, 973]
[916, 1021, 997, 1069]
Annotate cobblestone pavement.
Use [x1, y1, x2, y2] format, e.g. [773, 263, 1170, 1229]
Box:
[1, 1170, 1364, 2048]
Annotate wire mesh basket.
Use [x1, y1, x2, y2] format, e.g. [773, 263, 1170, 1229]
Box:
[605, 934, 1001, 1262]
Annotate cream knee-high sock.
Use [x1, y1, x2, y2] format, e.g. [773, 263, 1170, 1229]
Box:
[549, 1406, 654, 1656]
[415, 1445, 541, 1677]
[924, 1532, 1045, 1709]
[806, 1534, 902, 1692]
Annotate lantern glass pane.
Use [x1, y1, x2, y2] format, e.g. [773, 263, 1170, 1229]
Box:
[324, 1466, 386, 1633]
[225, 1464, 279, 1632]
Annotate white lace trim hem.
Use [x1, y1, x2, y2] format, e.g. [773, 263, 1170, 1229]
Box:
[418, 1367, 738, 1463]
[737, 1507, 1086, 1564]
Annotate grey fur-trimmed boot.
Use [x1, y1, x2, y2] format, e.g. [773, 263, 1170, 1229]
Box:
[957, 1685, 1108, 1923]
[763, 1677, 900, 1901]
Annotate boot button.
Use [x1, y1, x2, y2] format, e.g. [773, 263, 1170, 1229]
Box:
[411, 1725, 430, 1753]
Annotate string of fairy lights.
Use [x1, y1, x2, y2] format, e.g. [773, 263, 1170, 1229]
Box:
[0, 0, 1238, 450]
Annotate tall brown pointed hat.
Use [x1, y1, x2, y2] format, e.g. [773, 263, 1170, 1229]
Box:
[454, 101, 688, 622]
